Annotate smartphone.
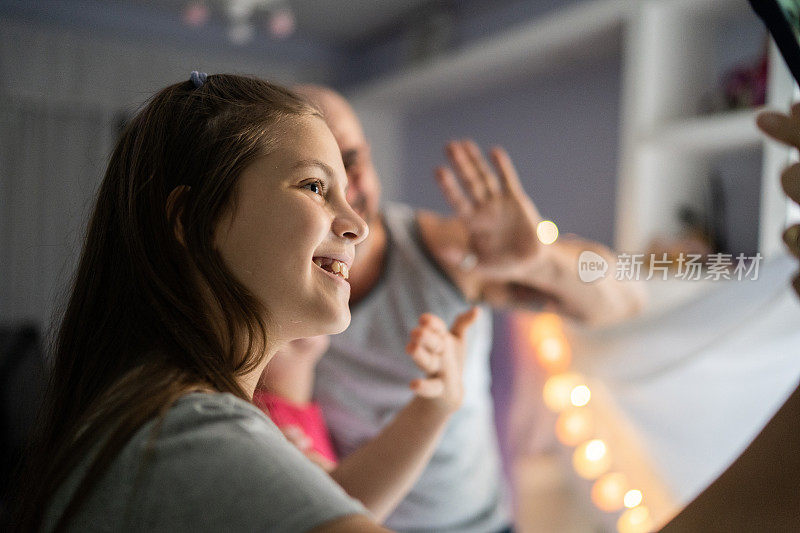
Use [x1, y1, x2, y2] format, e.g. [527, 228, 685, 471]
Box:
[749, 0, 800, 84]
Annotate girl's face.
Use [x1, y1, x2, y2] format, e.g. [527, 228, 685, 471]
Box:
[215, 116, 368, 342]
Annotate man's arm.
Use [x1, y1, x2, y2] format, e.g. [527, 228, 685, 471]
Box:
[416, 140, 645, 326]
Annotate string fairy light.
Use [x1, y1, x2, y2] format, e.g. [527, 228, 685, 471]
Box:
[519, 311, 652, 532]
[572, 439, 611, 479]
[536, 220, 559, 245]
[617, 505, 653, 533]
[555, 407, 594, 446]
[591, 472, 629, 512]
[624, 489, 643, 508]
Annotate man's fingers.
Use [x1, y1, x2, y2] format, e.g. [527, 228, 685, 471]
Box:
[450, 306, 480, 338]
[465, 140, 502, 197]
[446, 140, 487, 203]
[757, 111, 800, 148]
[490, 146, 524, 196]
[435, 166, 472, 217]
[410, 377, 445, 398]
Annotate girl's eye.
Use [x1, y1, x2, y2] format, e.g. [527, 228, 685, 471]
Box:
[302, 180, 325, 196]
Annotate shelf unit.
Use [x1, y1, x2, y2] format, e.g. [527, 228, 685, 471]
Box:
[645, 109, 762, 154]
[615, 0, 796, 256]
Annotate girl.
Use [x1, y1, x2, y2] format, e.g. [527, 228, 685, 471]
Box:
[14, 73, 477, 532]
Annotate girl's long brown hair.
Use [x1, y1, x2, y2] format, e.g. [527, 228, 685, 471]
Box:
[13, 74, 319, 531]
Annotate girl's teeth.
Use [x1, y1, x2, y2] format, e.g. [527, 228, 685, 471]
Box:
[313, 258, 350, 280]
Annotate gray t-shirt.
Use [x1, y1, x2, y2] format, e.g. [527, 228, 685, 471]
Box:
[43, 392, 367, 532]
[314, 203, 511, 533]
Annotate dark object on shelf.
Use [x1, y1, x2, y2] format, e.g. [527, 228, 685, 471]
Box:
[701, 48, 768, 113]
[721, 52, 767, 110]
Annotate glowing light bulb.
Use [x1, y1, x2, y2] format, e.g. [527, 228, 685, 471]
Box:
[537, 220, 559, 245]
[555, 408, 594, 446]
[524, 312, 562, 345]
[591, 472, 629, 512]
[573, 439, 611, 479]
[536, 335, 571, 373]
[624, 489, 643, 508]
[617, 505, 653, 533]
[570, 384, 591, 407]
[585, 439, 606, 460]
[543, 373, 583, 412]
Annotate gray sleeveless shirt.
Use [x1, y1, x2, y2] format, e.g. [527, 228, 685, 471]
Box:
[313, 202, 510, 532]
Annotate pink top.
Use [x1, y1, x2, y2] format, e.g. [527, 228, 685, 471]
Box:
[253, 390, 338, 463]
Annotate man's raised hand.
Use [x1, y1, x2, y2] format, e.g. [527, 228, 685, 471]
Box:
[435, 140, 544, 282]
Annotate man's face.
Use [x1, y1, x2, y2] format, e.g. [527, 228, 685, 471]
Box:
[325, 102, 382, 227]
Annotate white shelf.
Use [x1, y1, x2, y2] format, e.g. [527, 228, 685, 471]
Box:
[350, 0, 633, 107]
[645, 109, 763, 154]
[615, 0, 787, 253]
[656, 0, 754, 18]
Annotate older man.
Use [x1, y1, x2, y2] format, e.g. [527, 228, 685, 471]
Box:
[294, 85, 643, 532]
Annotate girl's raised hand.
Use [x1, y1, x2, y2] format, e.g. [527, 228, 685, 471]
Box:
[405, 307, 480, 412]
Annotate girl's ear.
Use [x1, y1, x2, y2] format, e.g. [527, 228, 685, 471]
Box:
[166, 185, 191, 245]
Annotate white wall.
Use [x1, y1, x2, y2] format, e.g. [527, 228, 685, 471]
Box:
[0, 19, 318, 328]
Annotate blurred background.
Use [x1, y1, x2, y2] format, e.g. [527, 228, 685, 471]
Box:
[2, 0, 800, 531]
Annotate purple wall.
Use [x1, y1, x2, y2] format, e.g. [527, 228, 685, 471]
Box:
[398, 54, 623, 247]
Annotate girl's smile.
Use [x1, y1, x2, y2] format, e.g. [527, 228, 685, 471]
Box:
[215, 115, 368, 343]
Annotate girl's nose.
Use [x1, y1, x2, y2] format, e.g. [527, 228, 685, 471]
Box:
[332, 201, 369, 245]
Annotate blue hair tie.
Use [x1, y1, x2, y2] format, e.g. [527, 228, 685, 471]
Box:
[190, 71, 207, 88]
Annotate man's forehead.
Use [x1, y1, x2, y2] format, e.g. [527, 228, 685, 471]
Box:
[327, 113, 366, 148]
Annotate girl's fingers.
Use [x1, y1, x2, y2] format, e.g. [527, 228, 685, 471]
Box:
[410, 377, 445, 398]
[783, 224, 800, 259]
[757, 111, 800, 148]
[406, 340, 442, 374]
[418, 313, 448, 333]
[416, 326, 445, 352]
[407, 326, 446, 373]
[781, 162, 800, 204]
[450, 306, 480, 339]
